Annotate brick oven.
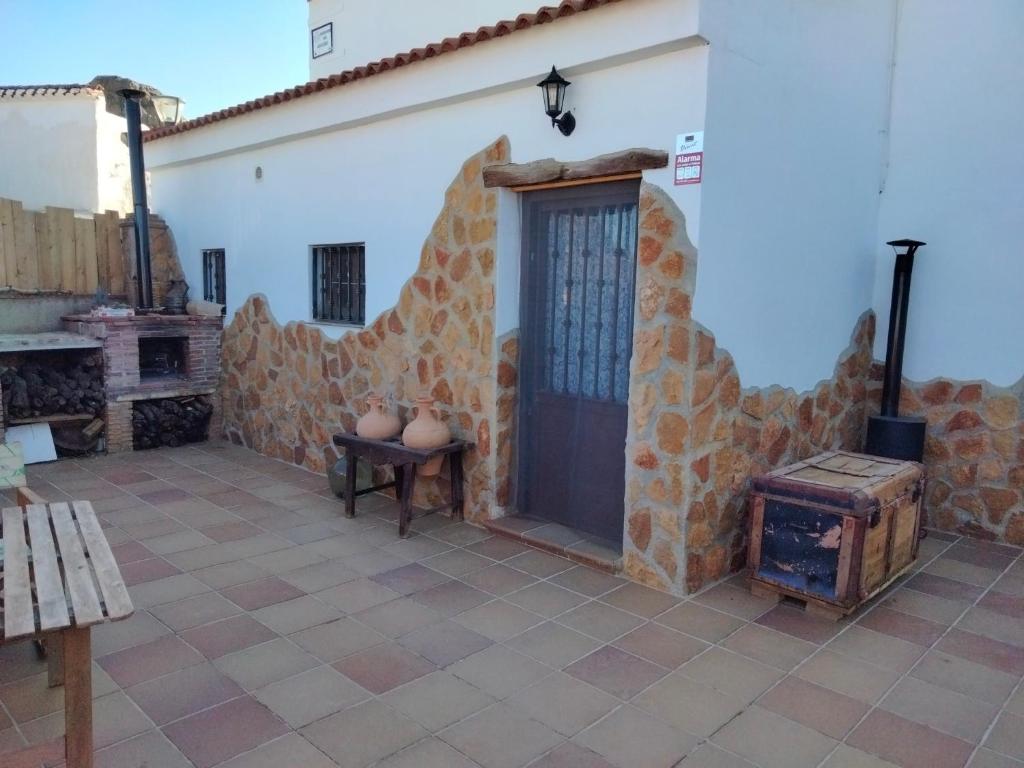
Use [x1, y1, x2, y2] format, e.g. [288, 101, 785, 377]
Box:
[62, 314, 224, 452]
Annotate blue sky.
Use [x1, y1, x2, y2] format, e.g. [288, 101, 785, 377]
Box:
[0, 1, 309, 118]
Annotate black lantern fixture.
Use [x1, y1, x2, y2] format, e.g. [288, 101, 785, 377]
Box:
[865, 238, 927, 462]
[537, 66, 575, 136]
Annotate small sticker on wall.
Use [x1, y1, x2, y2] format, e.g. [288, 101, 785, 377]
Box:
[675, 131, 704, 186]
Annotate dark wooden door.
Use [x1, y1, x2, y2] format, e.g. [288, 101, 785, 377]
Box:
[517, 180, 640, 542]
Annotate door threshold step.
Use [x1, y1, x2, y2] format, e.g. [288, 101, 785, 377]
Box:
[483, 516, 622, 574]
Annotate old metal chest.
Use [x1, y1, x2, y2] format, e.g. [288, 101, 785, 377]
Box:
[747, 450, 925, 618]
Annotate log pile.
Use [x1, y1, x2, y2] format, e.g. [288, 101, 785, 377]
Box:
[133, 397, 213, 450]
[0, 358, 105, 420]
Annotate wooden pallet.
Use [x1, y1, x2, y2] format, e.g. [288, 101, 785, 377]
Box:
[749, 578, 848, 621]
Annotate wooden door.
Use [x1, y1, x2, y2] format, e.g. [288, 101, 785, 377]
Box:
[517, 181, 640, 543]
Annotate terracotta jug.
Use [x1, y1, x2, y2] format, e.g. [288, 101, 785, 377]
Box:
[355, 393, 402, 440]
[402, 393, 451, 475]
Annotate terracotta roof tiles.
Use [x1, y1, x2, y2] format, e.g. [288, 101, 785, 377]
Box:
[144, 0, 621, 142]
[0, 84, 102, 99]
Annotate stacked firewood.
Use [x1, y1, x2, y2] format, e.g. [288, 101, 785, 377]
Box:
[133, 397, 213, 449]
[0, 358, 105, 420]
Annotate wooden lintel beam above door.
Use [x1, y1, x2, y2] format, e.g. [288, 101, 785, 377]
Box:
[482, 148, 668, 189]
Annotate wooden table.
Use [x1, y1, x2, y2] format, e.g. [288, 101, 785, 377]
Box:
[332, 433, 471, 537]
[1, 500, 134, 768]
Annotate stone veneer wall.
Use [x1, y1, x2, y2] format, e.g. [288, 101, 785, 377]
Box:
[868, 372, 1023, 545]
[221, 139, 508, 520]
[620, 184, 876, 593]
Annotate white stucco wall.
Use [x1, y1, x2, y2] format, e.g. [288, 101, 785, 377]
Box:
[148, 0, 708, 338]
[873, 0, 1023, 385]
[0, 93, 102, 213]
[0, 93, 132, 214]
[695, 0, 896, 391]
[308, 0, 536, 79]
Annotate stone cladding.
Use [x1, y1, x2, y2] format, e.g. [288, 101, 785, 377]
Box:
[870, 372, 1023, 545]
[222, 139, 508, 520]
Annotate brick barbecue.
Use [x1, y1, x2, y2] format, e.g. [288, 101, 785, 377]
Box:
[62, 313, 223, 452]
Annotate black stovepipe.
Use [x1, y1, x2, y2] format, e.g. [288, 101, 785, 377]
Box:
[119, 88, 154, 309]
[879, 239, 925, 416]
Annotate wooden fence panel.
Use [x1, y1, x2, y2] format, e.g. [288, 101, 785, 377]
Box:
[0, 200, 126, 295]
[0, 199, 16, 288]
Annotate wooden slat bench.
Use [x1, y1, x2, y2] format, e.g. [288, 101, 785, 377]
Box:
[1, 500, 134, 768]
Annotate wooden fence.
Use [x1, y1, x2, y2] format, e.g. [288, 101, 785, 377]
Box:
[0, 199, 126, 296]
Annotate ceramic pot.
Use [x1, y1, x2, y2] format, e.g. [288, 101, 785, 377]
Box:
[401, 393, 451, 475]
[355, 393, 402, 440]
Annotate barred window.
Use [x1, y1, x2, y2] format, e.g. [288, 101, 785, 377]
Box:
[312, 243, 365, 325]
[202, 249, 226, 312]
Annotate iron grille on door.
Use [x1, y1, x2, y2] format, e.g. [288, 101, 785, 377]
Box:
[312, 243, 365, 325]
[202, 249, 226, 310]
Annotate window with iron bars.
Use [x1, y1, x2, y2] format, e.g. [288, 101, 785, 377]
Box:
[312, 243, 365, 325]
[202, 248, 226, 313]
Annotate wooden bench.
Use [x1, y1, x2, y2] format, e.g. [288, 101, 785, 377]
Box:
[332, 433, 471, 537]
[1, 500, 134, 768]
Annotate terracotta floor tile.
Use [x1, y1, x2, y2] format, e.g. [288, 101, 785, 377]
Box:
[142, 530, 217, 556]
[755, 604, 844, 644]
[371, 563, 451, 595]
[150, 591, 242, 632]
[712, 705, 837, 768]
[505, 581, 588, 618]
[461, 563, 539, 596]
[679, 647, 783, 703]
[466, 535, 532, 562]
[119, 557, 182, 586]
[958, 606, 1024, 648]
[216, 732, 337, 768]
[681, 743, 759, 767]
[213, 637, 320, 691]
[398, 619, 493, 667]
[381, 670, 495, 732]
[409, 580, 492, 617]
[505, 549, 576, 578]
[847, 709, 974, 768]
[693, 583, 777, 621]
[721, 623, 817, 671]
[254, 666, 369, 728]
[91, 610, 173, 656]
[883, 588, 970, 626]
[558, 601, 645, 642]
[796, 650, 901, 703]
[549, 565, 625, 597]
[162, 695, 289, 768]
[129, 573, 212, 608]
[758, 675, 869, 739]
[352, 596, 444, 638]
[565, 645, 667, 699]
[967, 748, 1024, 768]
[334, 642, 436, 693]
[126, 663, 244, 725]
[221, 576, 306, 610]
[290, 616, 386, 662]
[455, 599, 545, 642]
[925, 558, 1001, 589]
[936, 628, 1024, 675]
[440, 702, 564, 768]
[250, 595, 343, 634]
[301, 698, 427, 768]
[881, 675, 999, 743]
[859, 607, 948, 646]
[201, 520, 264, 542]
[97, 635, 204, 688]
[314, 577, 402, 614]
[110, 540, 154, 565]
[633, 671, 746, 737]
[279, 559, 360, 592]
[448, 644, 552, 699]
[984, 711, 1024, 760]
[911, 650, 1020, 705]
[502, 621, 599, 670]
[378, 736, 483, 768]
[599, 582, 679, 619]
[826, 625, 927, 673]
[943, 543, 1017, 572]
[192, 559, 269, 589]
[94, 729, 192, 768]
[575, 704, 698, 768]
[180, 614, 278, 659]
[980, 591, 1024, 620]
[420, 547, 493, 576]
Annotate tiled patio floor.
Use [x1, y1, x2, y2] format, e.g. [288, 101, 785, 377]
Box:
[1, 441, 1022, 768]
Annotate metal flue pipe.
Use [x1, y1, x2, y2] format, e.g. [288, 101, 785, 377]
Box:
[879, 239, 925, 417]
[119, 88, 153, 309]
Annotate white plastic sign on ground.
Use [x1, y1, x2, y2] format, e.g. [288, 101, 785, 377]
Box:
[5, 424, 58, 464]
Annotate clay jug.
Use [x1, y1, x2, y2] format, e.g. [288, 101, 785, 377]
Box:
[355, 393, 402, 440]
[401, 393, 451, 475]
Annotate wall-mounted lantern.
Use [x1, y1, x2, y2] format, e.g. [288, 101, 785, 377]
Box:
[537, 66, 575, 136]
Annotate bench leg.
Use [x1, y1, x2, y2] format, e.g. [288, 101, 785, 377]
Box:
[345, 453, 357, 519]
[450, 452, 465, 522]
[398, 463, 416, 538]
[47, 635, 64, 688]
[63, 627, 93, 768]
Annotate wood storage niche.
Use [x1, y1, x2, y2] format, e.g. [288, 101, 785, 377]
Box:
[747, 450, 925, 619]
